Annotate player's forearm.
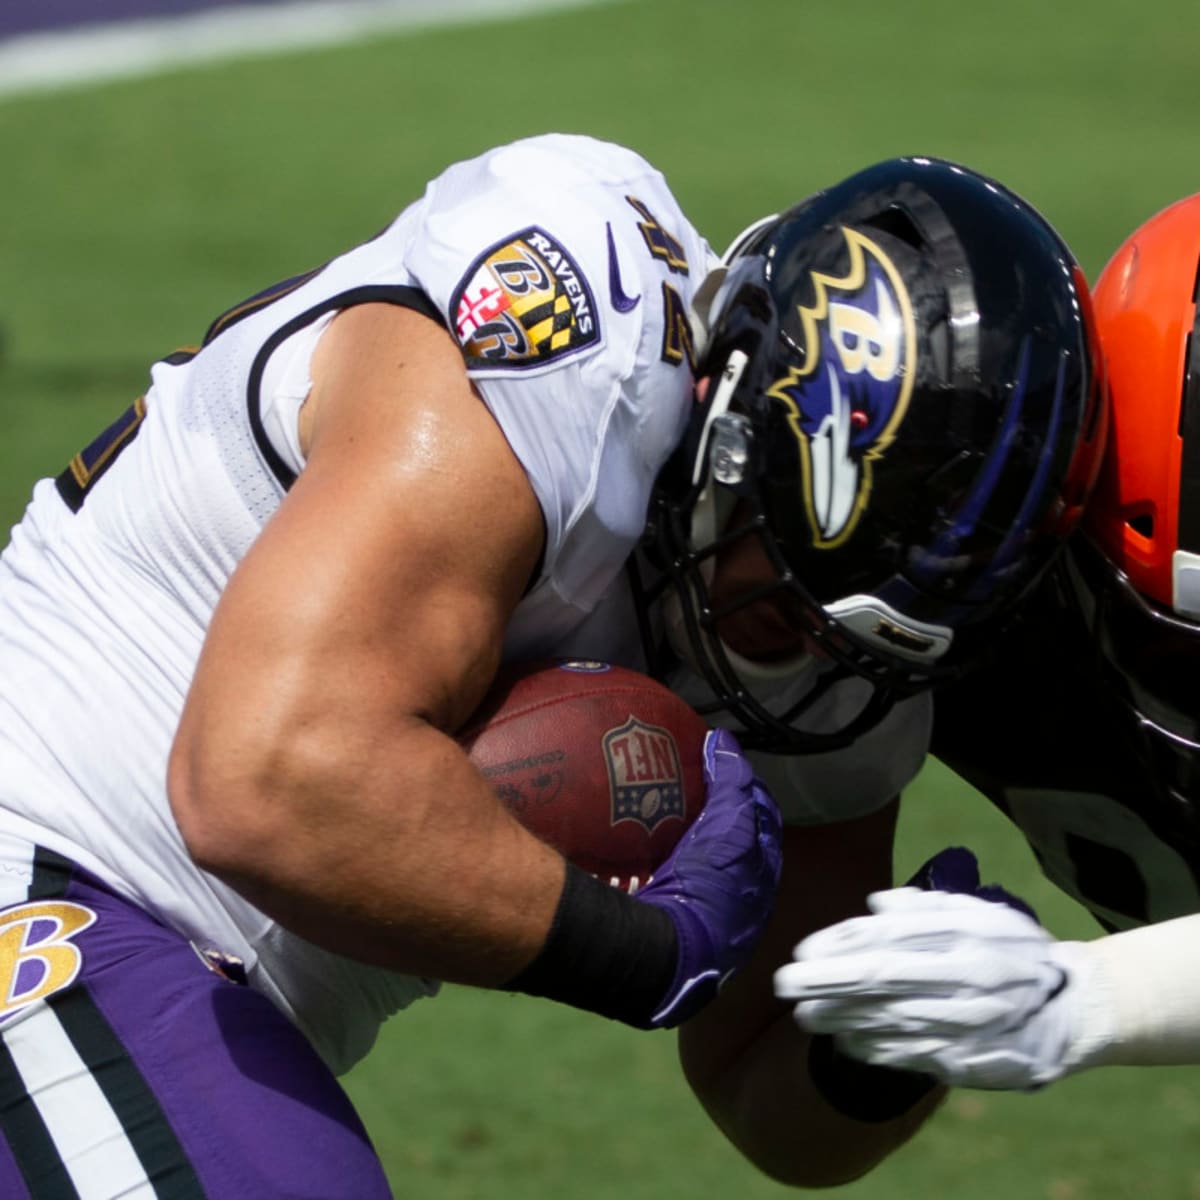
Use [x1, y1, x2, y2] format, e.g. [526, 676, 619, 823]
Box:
[169, 710, 566, 985]
[678, 808, 937, 1186]
[683, 1007, 943, 1188]
[680, 936, 944, 1187]
[1070, 913, 1200, 1069]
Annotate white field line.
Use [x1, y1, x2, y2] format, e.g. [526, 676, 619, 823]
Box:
[0, 0, 624, 100]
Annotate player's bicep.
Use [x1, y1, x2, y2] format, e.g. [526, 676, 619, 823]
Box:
[297, 304, 545, 717]
[170, 304, 544, 839]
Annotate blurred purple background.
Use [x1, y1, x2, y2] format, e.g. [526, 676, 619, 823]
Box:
[2, 1, 290, 42]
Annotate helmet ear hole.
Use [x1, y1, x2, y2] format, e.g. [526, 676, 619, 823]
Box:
[1128, 513, 1154, 539]
[865, 205, 925, 250]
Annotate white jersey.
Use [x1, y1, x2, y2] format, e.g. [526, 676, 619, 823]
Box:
[0, 134, 927, 1075]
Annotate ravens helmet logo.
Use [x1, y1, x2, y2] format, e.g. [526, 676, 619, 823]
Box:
[767, 227, 916, 549]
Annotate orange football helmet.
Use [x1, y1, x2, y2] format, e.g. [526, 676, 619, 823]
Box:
[1074, 193, 1200, 748]
[1089, 193, 1200, 614]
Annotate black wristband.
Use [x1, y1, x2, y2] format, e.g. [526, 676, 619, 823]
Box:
[807, 1033, 940, 1123]
[502, 863, 678, 1028]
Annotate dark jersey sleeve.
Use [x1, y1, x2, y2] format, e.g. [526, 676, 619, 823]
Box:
[930, 567, 1200, 929]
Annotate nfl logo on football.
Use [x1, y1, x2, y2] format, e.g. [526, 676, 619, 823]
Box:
[602, 718, 685, 832]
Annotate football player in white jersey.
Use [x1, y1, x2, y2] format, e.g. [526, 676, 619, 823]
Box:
[774, 195, 1200, 1125]
[0, 134, 1101, 1195]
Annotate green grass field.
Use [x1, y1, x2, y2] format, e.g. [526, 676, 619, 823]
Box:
[3, 0, 1200, 1194]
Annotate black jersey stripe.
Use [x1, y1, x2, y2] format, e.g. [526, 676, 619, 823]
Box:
[28, 848, 74, 902]
[53, 396, 148, 514]
[0, 1035, 81, 1200]
[48, 989, 207, 1200]
[245, 283, 445, 490]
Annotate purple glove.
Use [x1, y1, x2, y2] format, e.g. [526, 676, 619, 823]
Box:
[908, 846, 1038, 922]
[636, 728, 783, 1028]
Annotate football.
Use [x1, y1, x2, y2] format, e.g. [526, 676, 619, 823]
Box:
[459, 660, 709, 893]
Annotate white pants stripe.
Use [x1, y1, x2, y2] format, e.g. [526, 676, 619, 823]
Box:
[4, 1004, 155, 1198]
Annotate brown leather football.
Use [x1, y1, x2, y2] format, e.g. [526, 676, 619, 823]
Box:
[459, 660, 708, 893]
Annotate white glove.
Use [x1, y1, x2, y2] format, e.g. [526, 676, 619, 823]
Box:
[774, 887, 1117, 1090]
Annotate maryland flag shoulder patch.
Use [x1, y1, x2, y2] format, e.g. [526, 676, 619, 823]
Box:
[450, 227, 599, 369]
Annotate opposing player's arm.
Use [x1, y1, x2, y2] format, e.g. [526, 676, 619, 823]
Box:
[678, 800, 945, 1188]
[167, 302, 566, 985]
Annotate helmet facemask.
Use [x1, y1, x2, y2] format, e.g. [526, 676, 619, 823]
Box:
[639, 258, 927, 752]
[1065, 535, 1200, 751]
[635, 157, 1106, 754]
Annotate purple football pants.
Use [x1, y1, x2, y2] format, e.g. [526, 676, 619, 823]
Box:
[0, 839, 393, 1199]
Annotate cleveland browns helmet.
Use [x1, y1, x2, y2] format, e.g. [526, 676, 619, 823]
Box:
[1067, 193, 1200, 763]
[638, 156, 1107, 752]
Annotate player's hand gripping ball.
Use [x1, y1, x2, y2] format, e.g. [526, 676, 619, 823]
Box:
[459, 660, 707, 893]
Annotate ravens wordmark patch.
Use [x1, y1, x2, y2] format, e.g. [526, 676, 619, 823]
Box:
[451, 227, 599, 369]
